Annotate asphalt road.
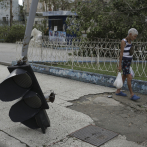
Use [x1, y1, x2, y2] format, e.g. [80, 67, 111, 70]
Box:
[0, 43, 17, 63]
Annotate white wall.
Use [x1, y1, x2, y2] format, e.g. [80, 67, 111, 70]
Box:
[0, 0, 19, 21]
[23, 0, 44, 13]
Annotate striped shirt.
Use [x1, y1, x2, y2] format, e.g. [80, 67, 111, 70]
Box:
[122, 38, 133, 60]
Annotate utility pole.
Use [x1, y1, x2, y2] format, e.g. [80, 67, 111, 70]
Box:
[21, 0, 39, 63]
[10, 0, 13, 27]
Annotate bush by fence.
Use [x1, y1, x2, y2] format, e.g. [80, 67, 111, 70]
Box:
[0, 23, 26, 43]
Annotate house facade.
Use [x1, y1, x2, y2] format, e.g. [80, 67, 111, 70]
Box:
[0, 0, 19, 25]
[23, 0, 46, 25]
[23, 0, 45, 14]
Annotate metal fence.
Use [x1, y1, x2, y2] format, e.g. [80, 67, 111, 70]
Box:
[16, 37, 147, 78]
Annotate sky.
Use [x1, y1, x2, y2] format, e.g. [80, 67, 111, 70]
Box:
[18, 0, 23, 6]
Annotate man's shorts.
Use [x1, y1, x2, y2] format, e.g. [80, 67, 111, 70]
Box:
[122, 59, 132, 75]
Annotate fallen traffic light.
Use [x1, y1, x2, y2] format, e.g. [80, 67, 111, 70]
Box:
[0, 64, 50, 134]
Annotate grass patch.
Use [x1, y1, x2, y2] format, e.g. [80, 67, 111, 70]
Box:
[38, 62, 147, 81]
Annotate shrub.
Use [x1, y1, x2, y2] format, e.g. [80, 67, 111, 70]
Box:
[5, 25, 26, 43]
[0, 25, 9, 42]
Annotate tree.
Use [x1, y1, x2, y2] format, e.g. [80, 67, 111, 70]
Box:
[66, 0, 108, 37]
[112, 0, 147, 39]
[19, 4, 25, 21]
[66, 0, 147, 40]
[60, 0, 73, 10]
[39, 0, 72, 11]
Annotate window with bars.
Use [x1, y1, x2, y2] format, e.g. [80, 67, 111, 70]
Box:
[51, 19, 63, 31]
[2, 17, 6, 22]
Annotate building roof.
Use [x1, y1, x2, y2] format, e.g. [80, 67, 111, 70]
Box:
[43, 11, 77, 16]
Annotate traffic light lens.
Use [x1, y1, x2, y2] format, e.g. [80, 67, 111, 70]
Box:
[13, 73, 32, 88]
[0, 65, 50, 134]
[24, 95, 42, 108]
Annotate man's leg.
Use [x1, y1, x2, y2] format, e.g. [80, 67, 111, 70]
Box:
[126, 74, 134, 97]
[116, 74, 127, 93]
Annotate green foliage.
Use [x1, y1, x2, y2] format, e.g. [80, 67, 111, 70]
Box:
[66, 0, 147, 40]
[6, 25, 26, 42]
[19, 5, 25, 21]
[39, 0, 73, 11]
[33, 19, 48, 35]
[112, 0, 147, 39]
[44, 27, 49, 35]
[0, 25, 9, 42]
[66, 0, 112, 37]
[0, 25, 26, 43]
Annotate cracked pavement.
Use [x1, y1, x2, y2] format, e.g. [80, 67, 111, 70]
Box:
[69, 92, 147, 144]
[0, 64, 146, 147]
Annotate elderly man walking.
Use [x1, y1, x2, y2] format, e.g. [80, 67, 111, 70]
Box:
[116, 28, 140, 101]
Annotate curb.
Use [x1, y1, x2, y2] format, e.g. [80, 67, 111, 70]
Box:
[1, 61, 147, 95]
[29, 63, 147, 95]
[0, 61, 11, 66]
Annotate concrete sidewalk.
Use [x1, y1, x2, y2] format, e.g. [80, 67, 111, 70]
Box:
[0, 64, 144, 147]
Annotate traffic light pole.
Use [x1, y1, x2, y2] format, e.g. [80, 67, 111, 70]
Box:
[21, 0, 39, 63]
[0, 0, 54, 134]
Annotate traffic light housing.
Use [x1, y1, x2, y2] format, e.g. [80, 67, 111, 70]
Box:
[0, 64, 50, 134]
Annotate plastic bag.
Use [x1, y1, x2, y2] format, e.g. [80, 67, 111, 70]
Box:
[31, 28, 42, 42]
[130, 66, 135, 78]
[113, 72, 123, 89]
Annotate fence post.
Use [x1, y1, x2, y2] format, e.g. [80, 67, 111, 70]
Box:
[41, 39, 43, 62]
[97, 45, 100, 70]
[72, 41, 73, 70]
[51, 41, 53, 67]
